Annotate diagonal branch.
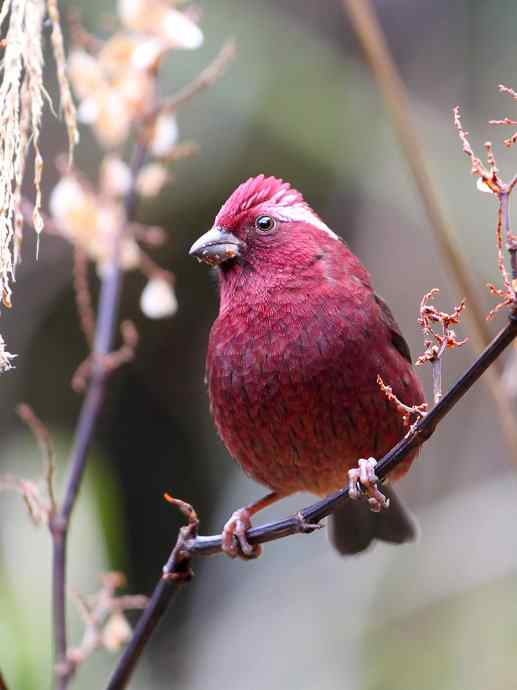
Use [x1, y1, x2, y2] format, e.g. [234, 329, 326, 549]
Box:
[341, 0, 517, 462]
[105, 311, 517, 690]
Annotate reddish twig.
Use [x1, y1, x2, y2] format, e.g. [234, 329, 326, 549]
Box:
[454, 106, 517, 316]
[16, 403, 57, 514]
[489, 84, 517, 148]
[376, 375, 427, 427]
[71, 320, 139, 393]
[415, 289, 468, 403]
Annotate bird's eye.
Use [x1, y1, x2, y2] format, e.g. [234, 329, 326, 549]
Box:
[255, 215, 276, 233]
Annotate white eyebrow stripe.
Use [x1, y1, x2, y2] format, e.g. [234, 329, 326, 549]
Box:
[273, 204, 339, 239]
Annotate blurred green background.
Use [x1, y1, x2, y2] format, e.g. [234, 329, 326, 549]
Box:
[2, 1, 517, 688]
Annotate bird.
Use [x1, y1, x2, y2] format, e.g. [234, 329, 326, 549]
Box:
[189, 175, 425, 557]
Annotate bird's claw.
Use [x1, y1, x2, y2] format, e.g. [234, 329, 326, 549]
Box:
[221, 508, 262, 559]
[348, 457, 390, 513]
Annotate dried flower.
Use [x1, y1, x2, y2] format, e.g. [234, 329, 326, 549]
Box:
[102, 612, 132, 652]
[118, 0, 204, 50]
[140, 277, 177, 318]
[148, 112, 179, 157]
[49, 175, 140, 271]
[100, 156, 132, 197]
[136, 162, 169, 197]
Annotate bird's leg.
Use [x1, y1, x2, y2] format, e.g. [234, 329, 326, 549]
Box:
[348, 457, 390, 513]
[222, 491, 283, 559]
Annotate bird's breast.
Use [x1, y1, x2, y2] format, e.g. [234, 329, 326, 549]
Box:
[207, 289, 421, 495]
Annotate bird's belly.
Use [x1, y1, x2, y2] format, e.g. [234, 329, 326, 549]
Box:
[208, 346, 415, 496]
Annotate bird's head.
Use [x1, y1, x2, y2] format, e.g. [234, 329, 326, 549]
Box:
[189, 175, 340, 276]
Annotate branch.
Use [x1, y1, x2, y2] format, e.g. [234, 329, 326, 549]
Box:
[105, 312, 517, 690]
[47, 38, 235, 690]
[144, 40, 236, 123]
[341, 0, 517, 461]
[49, 140, 147, 690]
[0, 669, 9, 690]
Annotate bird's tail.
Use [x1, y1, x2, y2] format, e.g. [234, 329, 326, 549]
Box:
[328, 486, 417, 555]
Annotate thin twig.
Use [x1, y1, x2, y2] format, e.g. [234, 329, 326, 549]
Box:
[341, 0, 517, 462]
[73, 246, 95, 348]
[105, 313, 517, 690]
[17, 403, 57, 513]
[49, 141, 147, 690]
[144, 40, 236, 123]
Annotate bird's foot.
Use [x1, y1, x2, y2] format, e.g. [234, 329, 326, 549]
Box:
[348, 457, 390, 513]
[221, 508, 262, 559]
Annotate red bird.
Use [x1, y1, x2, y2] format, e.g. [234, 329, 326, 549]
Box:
[190, 175, 425, 557]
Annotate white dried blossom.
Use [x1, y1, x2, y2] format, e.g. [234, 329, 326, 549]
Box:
[140, 277, 177, 319]
[100, 156, 132, 198]
[149, 113, 179, 157]
[101, 612, 132, 652]
[136, 163, 169, 197]
[50, 175, 140, 271]
[118, 0, 203, 50]
[68, 37, 156, 149]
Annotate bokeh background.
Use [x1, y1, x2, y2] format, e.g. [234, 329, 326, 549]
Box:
[2, 1, 517, 688]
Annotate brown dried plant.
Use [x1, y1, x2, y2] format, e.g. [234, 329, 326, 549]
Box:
[0, 0, 78, 364]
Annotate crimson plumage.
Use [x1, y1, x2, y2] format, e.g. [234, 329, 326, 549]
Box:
[190, 175, 425, 556]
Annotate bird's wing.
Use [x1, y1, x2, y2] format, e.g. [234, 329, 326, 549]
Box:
[374, 293, 412, 363]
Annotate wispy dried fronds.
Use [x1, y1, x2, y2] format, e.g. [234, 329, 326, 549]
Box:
[415, 289, 468, 403]
[0, 334, 15, 372]
[0, 0, 78, 362]
[46, 0, 79, 164]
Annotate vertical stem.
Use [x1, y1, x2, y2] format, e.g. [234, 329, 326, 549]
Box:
[501, 189, 517, 285]
[431, 358, 442, 404]
[50, 141, 147, 690]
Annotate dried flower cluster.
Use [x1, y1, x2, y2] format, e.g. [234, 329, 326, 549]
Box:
[415, 289, 468, 403]
[0, 0, 78, 366]
[66, 572, 147, 677]
[454, 101, 517, 318]
[44, 0, 209, 321]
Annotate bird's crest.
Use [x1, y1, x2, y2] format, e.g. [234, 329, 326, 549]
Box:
[215, 174, 338, 240]
[215, 175, 304, 224]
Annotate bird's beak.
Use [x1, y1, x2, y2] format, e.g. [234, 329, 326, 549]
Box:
[189, 227, 244, 266]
